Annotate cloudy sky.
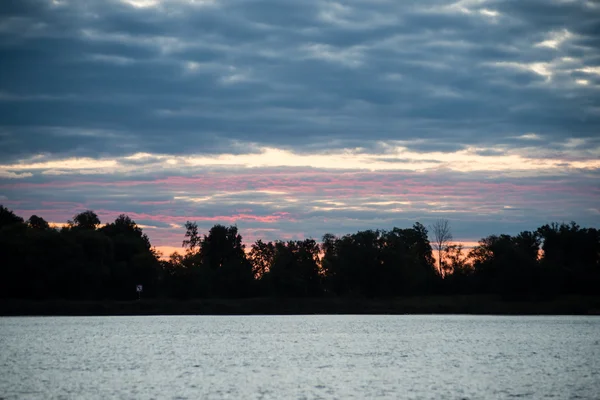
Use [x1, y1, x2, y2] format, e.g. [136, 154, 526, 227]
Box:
[1, 0, 598, 255]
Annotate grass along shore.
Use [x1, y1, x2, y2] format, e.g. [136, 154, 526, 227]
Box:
[1, 295, 600, 316]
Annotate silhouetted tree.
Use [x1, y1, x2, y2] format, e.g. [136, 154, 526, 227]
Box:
[0, 212, 29, 299]
[322, 224, 436, 297]
[431, 219, 453, 277]
[322, 229, 383, 296]
[249, 239, 275, 279]
[440, 244, 473, 293]
[159, 252, 201, 299]
[537, 222, 600, 294]
[69, 210, 101, 230]
[101, 214, 159, 299]
[380, 223, 437, 295]
[1, 204, 598, 302]
[27, 215, 50, 230]
[182, 221, 201, 253]
[264, 239, 322, 296]
[195, 224, 253, 297]
[102, 214, 151, 248]
[444, 244, 470, 276]
[469, 231, 541, 295]
[0, 205, 24, 228]
[199, 225, 245, 268]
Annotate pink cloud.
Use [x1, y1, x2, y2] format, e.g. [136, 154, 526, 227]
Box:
[4, 167, 598, 251]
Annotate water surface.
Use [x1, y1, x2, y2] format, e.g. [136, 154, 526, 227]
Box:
[1, 315, 599, 399]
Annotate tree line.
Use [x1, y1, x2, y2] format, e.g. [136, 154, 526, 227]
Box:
[1, 205, 598, 300]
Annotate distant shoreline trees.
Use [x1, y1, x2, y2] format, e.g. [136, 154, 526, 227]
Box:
[0, 205, 598, 300]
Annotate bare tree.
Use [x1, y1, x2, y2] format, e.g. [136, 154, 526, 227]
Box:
[431, 219, 453, 277]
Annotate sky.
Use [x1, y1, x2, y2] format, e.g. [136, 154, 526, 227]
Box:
[0, 0, 599, 256]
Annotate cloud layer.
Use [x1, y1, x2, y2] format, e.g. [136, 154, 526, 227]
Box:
[1, 0, 598, 252]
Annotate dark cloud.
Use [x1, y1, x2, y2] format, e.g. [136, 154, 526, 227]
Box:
[1, 0, 598, 245]
[0, 0, 598, 161]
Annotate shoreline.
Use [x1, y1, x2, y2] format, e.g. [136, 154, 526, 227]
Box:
[2, 295, 600, 316]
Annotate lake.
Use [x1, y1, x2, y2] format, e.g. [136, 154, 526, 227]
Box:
[1, 315, 599, 399]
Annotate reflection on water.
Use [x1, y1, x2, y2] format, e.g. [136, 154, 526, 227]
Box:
[1, 315, 599, 399]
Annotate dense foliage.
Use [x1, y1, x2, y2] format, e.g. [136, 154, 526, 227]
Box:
[0, 205, 598, 300]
